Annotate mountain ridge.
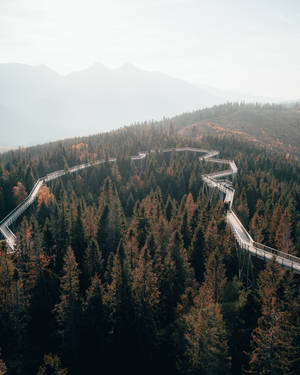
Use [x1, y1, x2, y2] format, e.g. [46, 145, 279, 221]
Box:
[0, 62, 283, 148]
[0, 62, 223, 147]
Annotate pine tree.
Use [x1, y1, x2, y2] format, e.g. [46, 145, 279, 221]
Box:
[143, 233, 162, 279]
[183, 294, 231, 375]
[269, 205, 282, 244]
[54, 247, 81, 368]
[185, 192, 195, 221]
[248, 261, 296, 374]
[97, 178, 126, 255]
[25, 263, 60, 375]
[202, 249, 227, 304]
[125, 192, 135, 216]
[0, 351, 6, 375]
[102, 249, 134, 373]
[161, 230, 194, 321]
[190, 223, 205, 283]
[131, 247, 160, 324]
[165, 195, 174, 222]
[16, 217, 32, 261]
[204, 217, 219, 258]
[24, 166, 35, 192]
[37, 353, 67, 375]
[83, 239, 103, 286]
[130, 248, 160, 369]
[180, 211, 191, 250]
[81, 275, 107, 372]
[275, 209, 296, 255]
[12, 181, 27, 205]
[42, 218, 55, 256]
[236, 189, 250, 227]
[96, 205, 109, 257]
[0, 249, 15, 307]
[71, 205, 86, 265]
[249, 298, 294, 375]
[249, 211, 265, 243]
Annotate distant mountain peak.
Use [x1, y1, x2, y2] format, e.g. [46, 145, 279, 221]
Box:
[36, 64, 61, 77]
[89, 62, 108, 71]
[118, 63, 141, 71]
[0, 61, 286, 148]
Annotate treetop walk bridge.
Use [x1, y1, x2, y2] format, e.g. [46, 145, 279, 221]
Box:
[1, 147, 299, 274]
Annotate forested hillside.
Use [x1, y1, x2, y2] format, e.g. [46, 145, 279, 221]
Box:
[163, 103, 300, 157]
[0, 124, 300, 374]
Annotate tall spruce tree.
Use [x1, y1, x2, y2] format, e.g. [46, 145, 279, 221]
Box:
[54, 247, 81, 370]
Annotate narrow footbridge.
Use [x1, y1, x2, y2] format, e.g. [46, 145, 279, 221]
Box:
[0, 147, 299, 274]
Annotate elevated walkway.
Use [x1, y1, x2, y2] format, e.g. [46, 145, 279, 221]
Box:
[1, 148, 299, 274]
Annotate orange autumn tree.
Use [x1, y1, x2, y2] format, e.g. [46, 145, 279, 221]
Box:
[0, 353, 6, 375]
[72, 143, 97, 162]
[248, 261, 297, 374]
[37, 185, 54, 208]
[12, 182, 27, 205]
[275, 209, 296, 255]
[37, 353, 67, 375]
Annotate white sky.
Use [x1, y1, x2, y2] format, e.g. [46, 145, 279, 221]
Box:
[0, 0, 299, 99]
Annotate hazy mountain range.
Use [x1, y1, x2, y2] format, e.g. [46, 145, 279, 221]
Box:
[0, 63, 283, 147]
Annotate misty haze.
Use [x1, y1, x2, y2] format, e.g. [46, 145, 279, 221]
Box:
[0, 62, 285, 148]
[0, 1, 300, 375]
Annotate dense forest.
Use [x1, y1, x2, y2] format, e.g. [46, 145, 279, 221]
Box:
[0, 123, 300, 374]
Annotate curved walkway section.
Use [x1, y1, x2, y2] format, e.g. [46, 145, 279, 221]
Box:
[0, 147, 299, 274]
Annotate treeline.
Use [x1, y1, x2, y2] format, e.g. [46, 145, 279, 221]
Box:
[172, 102, 300, 158]
[0, 127, 299, 374]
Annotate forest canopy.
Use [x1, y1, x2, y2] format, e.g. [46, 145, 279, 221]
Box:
[0, 122, 300, 375]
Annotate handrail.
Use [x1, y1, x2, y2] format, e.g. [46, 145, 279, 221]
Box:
[0, 146, 299, 274]
[200, 150, 299, 273]
[229, 210, 254, 243]
[253, 242, 300, 264]
[0, 178, 42, 226]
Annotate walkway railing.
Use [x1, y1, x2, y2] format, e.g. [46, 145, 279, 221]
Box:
[1, 148, 299, 274]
